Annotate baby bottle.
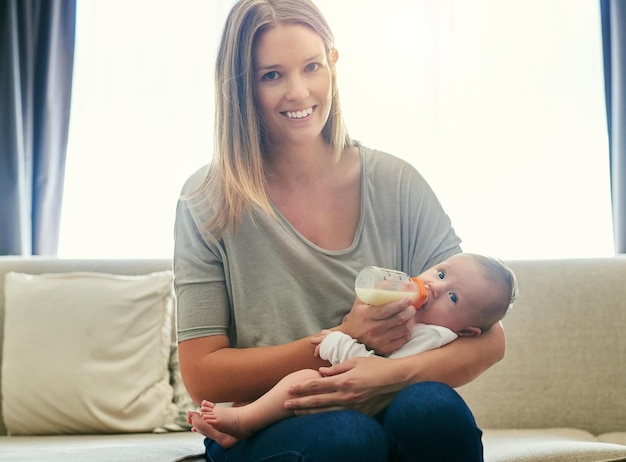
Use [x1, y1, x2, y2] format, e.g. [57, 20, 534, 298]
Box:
[355, 266, 428, 307]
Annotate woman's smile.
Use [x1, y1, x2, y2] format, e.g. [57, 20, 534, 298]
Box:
[284, 107, 315, 119]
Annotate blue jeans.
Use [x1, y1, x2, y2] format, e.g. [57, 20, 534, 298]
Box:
[205, 382, 484, 462]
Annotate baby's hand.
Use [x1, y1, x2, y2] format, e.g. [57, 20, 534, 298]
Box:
[310, 329, 332, 357]
[310, 329, 333, 345]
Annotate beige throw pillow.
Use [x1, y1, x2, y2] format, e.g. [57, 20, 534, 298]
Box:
[2, 271, 178, 435]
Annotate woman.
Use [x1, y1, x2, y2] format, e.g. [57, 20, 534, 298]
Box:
[174, 0, 505, 460]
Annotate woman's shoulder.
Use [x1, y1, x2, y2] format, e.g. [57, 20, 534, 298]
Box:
[180, 164, 210, 196]
[176, 164, 219, 238]
[356, 142, 424, 181]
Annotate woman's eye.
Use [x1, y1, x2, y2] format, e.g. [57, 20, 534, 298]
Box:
[305, 62, 320, 72]
[449, 293, 458, 304]
[262, 71, 279, 81]
[437, 271, 445, 280]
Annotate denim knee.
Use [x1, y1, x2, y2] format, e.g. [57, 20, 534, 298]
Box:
[382, 382, 484, 462]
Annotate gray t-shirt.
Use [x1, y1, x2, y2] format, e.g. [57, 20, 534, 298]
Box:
[174, 143, 461, 348]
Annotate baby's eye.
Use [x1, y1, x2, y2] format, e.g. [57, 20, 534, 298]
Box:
[305, 62, 320, 72]
[437, 271, 445, 280]
[449, 293, 458, 304]
[262, 71, 280, 81]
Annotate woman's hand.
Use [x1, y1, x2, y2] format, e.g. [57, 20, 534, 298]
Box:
[284, 356, 406, 416]
[338, 297, 416, 356]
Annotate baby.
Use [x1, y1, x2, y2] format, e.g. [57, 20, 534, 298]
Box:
[187, 253, 518, 448]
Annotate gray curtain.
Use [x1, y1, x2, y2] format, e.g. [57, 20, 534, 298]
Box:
[601, 0, 626, 253]
[0, 0, 76, 255]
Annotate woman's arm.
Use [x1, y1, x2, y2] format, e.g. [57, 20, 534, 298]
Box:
[179, 294, 420, 405]
[285, 322, 505, 415]
[401, 321, 505, 387]
[178, 334, 328, 405]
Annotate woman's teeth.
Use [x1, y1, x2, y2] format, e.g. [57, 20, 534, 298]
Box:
[286, 107, 313, 119]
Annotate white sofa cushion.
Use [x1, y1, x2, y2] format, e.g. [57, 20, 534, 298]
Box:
[600, 432, 626, 446]
[483, 428, 626, 462]
[0, 432, 205, 462]
[1, 271, 178, 435]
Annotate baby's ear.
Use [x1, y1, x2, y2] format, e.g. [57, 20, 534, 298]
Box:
[457, 326, 482, 337]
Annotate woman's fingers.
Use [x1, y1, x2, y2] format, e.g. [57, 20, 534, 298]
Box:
[343, 299, 416, 355]
[283, 358, 397, 415]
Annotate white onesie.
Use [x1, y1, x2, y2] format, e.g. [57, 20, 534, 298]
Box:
[319, 323, 458, 364]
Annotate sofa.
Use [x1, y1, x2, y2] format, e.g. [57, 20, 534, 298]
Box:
[0, 256, 625, 461]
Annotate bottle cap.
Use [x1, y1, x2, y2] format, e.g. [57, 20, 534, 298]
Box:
[411, 277, 428, 307]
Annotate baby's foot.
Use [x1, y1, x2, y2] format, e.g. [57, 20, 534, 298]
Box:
[200, 400, 252, 440]
[187, 409, 239, 448]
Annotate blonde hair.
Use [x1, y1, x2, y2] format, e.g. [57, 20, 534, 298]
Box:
[200, 0, 351, 237]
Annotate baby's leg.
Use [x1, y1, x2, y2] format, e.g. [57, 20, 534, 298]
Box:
[201, 368, 321, 442]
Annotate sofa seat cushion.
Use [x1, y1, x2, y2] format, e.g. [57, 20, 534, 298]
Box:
[0, 432, 205, 462]
[483, 428, 626, 462]
[601, 433, 626, 446]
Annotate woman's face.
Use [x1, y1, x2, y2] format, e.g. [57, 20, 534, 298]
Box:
[253, 23, 335, 148]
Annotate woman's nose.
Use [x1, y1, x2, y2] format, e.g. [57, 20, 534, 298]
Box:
[285, 75, 309, 100]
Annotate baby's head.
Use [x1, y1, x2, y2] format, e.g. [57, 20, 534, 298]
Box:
[415, 253, 518, 337]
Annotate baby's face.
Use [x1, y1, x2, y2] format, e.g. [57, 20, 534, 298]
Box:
[415, 254, 495, 333]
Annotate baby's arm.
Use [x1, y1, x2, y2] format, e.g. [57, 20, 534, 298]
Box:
[317, 331, 378, 365]
[387, 324, 458, 359]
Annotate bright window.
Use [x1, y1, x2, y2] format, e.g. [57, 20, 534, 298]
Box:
[60, 0, 613, 260]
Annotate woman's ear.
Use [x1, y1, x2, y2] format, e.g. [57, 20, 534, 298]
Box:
[457, 326, 482, 337]
[329, 48, 339, 64]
